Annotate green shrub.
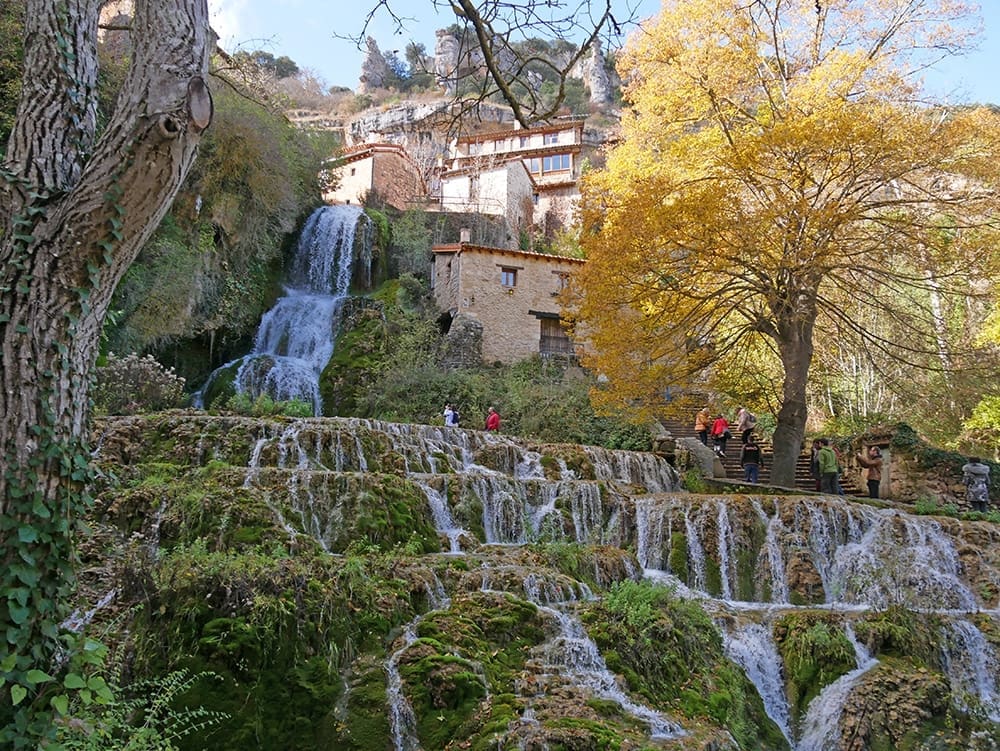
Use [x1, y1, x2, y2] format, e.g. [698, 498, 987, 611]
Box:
[56, 669, 226, 750]
[224, 392, 312, 417]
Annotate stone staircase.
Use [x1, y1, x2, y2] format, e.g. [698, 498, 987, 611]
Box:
[658, 415, 861, 494]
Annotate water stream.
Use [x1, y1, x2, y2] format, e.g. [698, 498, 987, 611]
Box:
[222, 412, 1000, 748]
[196, 205, 372, 414]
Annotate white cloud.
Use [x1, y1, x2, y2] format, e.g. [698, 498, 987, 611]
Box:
[207, 0, 248, 51]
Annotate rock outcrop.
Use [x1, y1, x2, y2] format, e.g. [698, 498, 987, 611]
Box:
[358, 36, 392, 93]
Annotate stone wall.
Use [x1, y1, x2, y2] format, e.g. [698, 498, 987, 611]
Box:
[433, 245, 584, 364]
[438, 313, 483, 369]
[325, 149, 423, 210]
[327, 158, 374, 206]
[883, 450, 981, 511]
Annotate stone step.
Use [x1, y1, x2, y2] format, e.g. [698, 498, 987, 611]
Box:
[658, 417, 862, 494]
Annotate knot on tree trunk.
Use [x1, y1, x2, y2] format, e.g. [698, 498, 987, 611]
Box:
[187, 77, 213, 133]
[156, 115, 182, 139]
[153, 77, 212, 139]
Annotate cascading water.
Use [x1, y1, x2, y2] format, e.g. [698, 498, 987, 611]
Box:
[629, 493, 1000, 748]
[386, 576, 451, 751]
[125, 411, 1000, 749]
[196, 205, 372, 414]
[721, 621, 794, 746]
[942, 619, 1000, 721]
[796, 624, 878, 751]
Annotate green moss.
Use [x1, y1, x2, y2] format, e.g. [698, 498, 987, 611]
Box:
[853, 606, 941, 664]
[773, 613, 856, 720]
[704, 555, 722, 597]
[333, 657, 392, 751]
[124, 540, 424, 751]
[668, 532, 688, 582]
[319, 310, 387, 416]
[400, 651, 488, 747]
[736, 513, 767, 602]
[547, 716, 625, 749]
[584, 580, 788, 749]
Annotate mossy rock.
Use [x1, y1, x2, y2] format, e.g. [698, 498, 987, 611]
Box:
[773, 612, 856, 721]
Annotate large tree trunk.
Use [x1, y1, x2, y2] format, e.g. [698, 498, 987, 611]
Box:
[769, 304, 816, 488]
[0, 0, 212, 728]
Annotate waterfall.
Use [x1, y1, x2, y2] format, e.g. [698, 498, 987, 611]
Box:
[386, 621, 421, 751]
[413, 477, 466, 553]
[752, 499, 790, 604]
[533, 602, 684, 739]
[635, 498, 667, 571]
[100, 412, 1000, 748]
[721, 621, 793, 746]
[684, 504, 707, 592]
[500, 570, 684, 742]
[386, 575, 452, 751]
[717, 499, 735, 600]
[196, 205, 372, 414]
[796, 624, 878, 751]
[61, 589, 118, 633]
[942, 619, 1000, 721]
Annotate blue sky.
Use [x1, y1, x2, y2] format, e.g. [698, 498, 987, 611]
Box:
[208, 0, 1000, 104]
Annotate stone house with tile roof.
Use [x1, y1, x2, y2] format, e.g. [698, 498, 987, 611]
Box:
[432, 241, 584, 364]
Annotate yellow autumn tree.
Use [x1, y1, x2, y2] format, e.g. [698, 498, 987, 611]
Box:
[570, 0, 1000, 486]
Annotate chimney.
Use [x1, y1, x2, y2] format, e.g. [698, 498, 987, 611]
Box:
[459, 227, 471, 243]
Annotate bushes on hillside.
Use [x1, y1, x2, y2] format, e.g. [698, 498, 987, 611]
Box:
[93, 353, 186, 415]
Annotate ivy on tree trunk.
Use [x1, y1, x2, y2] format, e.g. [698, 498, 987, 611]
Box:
[0, 1, 213, 744]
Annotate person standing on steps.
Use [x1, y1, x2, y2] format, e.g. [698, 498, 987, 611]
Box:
[485, 407, 500, 431]
[695, 406, 711, 446]
[443, 403, 455, 427]
[710, 413, 730, 457]
[740, 434, 763, 483]
[832, 444, 846, 495]
[818, 439, 839, 494]
[810, 438, 822, 491]
[856, 445, 883, 499]
[961, 457, 991, 513]
[736, 407, 757, 444]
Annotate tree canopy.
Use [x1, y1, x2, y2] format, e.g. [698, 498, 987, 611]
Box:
[570, 0, 1000, 484]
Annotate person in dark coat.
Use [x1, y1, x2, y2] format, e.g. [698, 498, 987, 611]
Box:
[740, 434, 763, 483]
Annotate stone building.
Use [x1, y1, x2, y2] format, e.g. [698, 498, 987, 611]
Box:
[323, 142, 424, 210]
[440, 120, 589, 233]
[439, 161, 535, 248]
[432, 240, 584, 364]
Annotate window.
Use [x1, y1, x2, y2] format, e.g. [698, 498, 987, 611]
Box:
[350, 167, 356, 176]
[543, 132, 559, 145]
[526, 155, 570, 174]
[500, 267, 517, 287]
[542, 154, 571, 172]
[519, 135, 529, 148]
